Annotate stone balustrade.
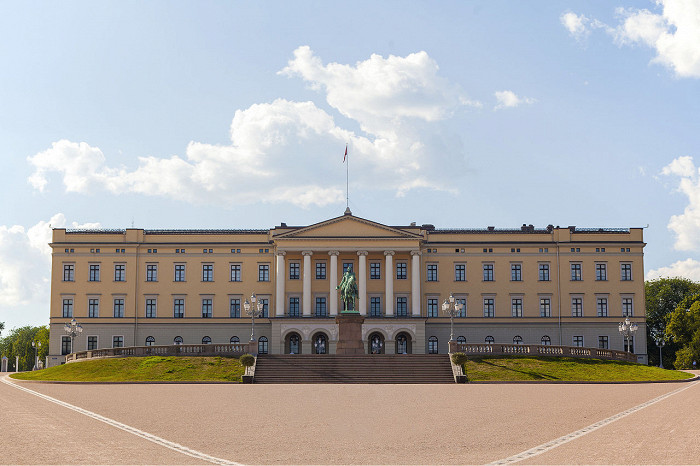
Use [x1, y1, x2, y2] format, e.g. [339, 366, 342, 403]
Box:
[448, 341, 637, 363]
[65, 341, 257, 363]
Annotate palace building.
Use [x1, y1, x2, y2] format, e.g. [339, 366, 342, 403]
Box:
[47, 211, 648, 366]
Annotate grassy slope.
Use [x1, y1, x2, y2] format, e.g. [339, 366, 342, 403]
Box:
[465, 356, 693, 382]
[10, 356, 245, 382]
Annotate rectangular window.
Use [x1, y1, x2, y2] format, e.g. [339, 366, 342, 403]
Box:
[427, 298, 438, 317]
[173, 299, 184, 318]
[343, 262, 353, 273]
[89, 264, 100, 282]
[202, 298, 212, 318]
[596, 297, 608, 317]
[540, 298, 551, 317]
[230, 264, 241, 282]
[598, 336, 609, 349]
[370, 297, 382, 317]
[315, 297, 327, 317]
[61, 336, 71, 355]
[145, 298, 156, 318]
[573, 336, 584, 347]
[621, 263, 632, 281]
[511, 298, 523, 317]
[289, 262, 300, 280]
[63, 264, 74, 282]
[230, 298, 241, 318]
[146, 264, 157, 282]
[396, 297, 408, 317]
[62, 298, 73, 318]
[454, 264, 466, 282]
[456, 298, 467, 317]
[396, 262, 407, 280]
[202, 264, 213, 282]
[87, 336, 98, 351]
[426, 264, 438, 281]
[571, 297, 583, 317]
[316, 262, 326, 280]
[483, 298, 495, 318]
[88, 298, 99, 318]
[595, 263, 607, 281]
[289, 297, 300, 317]
[511, 264, 522, 281]
[260, 298, 269, 318]
[370, 262, 381, 280]
[113, 298, 124, 318]
[539, 263, 550, 281]
[258, 264, 269, 282]
[570, 263, 582, 281]
[622, 297, 633, 317]
[112, 336, 124, 348]
[114, 264, 125, 282]
[483, 264, 494, 281]
[174, 264, 185, 282]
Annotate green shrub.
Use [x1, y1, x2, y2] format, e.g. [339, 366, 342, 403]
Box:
[451, 352, 468, 366]
[239, 354, 255, 367]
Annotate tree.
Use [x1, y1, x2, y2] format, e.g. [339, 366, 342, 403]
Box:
[0, 325, 50, 371]
[666, 295, 700, 369]
[645, 278, 700, 367]
[0, 321, 4, 335]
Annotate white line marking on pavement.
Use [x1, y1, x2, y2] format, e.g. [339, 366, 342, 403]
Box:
[489, 380, 699, 465]
[2, 376, 241, 466]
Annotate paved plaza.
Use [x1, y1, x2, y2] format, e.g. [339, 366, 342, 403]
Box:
[1, 372, 699, 465]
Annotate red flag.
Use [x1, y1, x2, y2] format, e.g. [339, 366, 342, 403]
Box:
[343, 144, 347, 163]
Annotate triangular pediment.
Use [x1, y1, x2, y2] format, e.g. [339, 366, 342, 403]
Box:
[274, 215, 422, 239]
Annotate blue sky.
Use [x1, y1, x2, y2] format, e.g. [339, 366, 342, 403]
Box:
[1, 0, 699, 332]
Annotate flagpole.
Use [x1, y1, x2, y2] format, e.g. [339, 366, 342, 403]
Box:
[346, 143, 349, 209]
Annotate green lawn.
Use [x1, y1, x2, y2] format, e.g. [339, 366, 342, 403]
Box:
[10, 356, 245, 382]
[465, 356, 693, 382]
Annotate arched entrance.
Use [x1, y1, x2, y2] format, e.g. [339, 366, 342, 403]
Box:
[285, 332, 301, 354]
[369, 332, 385, 354]
[395, 332, 412, 354]
[312, 332, 328, 354]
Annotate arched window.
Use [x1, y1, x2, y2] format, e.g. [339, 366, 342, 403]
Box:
[173, 336, 183, 345]
[396, 333, 410, 354]
[428, 336, 439, 354]
[145, 336, 155, 346]
[369, 332, 385, 354]
[485, 335, 494, 345]
[202, 336, 212, 344]
[230, 336, 240, 344]
[456, 336, 466, 344]
[287, 333, 300, 354]
[541, 335, 551, 346]
[258, 336, 268, 354]
[313, 333, 327, 354]
[513, 335, 523, 345]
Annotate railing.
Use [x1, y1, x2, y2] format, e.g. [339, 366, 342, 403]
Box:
[448, 342, 637, 363]
[65, 342, 255, 363]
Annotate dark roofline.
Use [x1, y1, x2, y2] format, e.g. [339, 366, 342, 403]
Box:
[65, 229, 268, 235]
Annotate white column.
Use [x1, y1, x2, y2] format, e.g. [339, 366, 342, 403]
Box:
[357, 251, 368, 316]
[275, 252, 286, 316]
[385, 250, 395, 317]
[411, 250, 422, 316]
[329, 251, 339, 316]
[302, 251, 313, 317]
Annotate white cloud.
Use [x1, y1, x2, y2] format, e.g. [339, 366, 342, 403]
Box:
[493, 90, 536, 110]
[561, 12, 591, 40]
[661, 156, 700, 251]
[647, 258, 700, 281]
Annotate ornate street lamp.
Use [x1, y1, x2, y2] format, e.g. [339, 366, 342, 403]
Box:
[31, 340, 41, 370]
[618, 317, 638, 355]
[64, 318, 83, 354]
[655, 336, 665, 369]
[442, 293, 464, 342]
[243, 292, 265, 342]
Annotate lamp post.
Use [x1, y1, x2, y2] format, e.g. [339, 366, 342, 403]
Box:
[655, 336, 665, 369]
[31, 340, 41, 370]
[618, 317, 638, 356]
[63, 318, 83, 355]
[442, 293, 464, 342]
[243, 292, 265, 342]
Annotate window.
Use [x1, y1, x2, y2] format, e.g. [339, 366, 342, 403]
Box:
[175, 264, 185, 282]
[573, 336, 584, 347]
[427, 264, 438, 281]
[396, 297, 408, 317]
[510, 248, 521, 253]
[539, 263, 550, 281]
[147, 248, 157, 254]
[571, 297, 583, 317]
[202, 336, 212, 344]
[596, 297, 608, 317]
[230, 336, 240, 344]
[63, 264, 74, 281]
[370, 297, 382, 317]
[114, 264, 125, 282]
[428, 336, 438, 354]
[113, 298, 124, 318]
[62, 298, 73, 318]
[511, 264, 522, 281]
[315, 297, 327, 317]
[88, 298, 99, 318]
[455, 264, 466, 282]
[570, 247, 580, 253]
[483, 298, 495, 318]
[370, 262, 381, 280]
[173, 299, 184, 318]
[539, 298, 551, 317]
[456, 298, 467, 317]
[230, 264, 241, 282]
[485, 335, 495, 345]
[622, 297, 633, 317]
[539, 248, 549, 253]
[541, 335, 551, 346]
[61, 336, 71, 355]
[316, 262, 326, 279]
[595, 263, 607, 281]
[513, 335, 523, 345]
[621, 263, 632, 281]
[230, 298, 241, 318]
[145, 336, 155, 346]
[202, 264, 213, 282]
[113, 336, 124, 348]
[570, 263, 582, 281]
[456, 336, 466, 344]
[483, 264, 494, 281]
[203, 248, 213, 253]
[87, 336, 97, 350]
[396, 262, 407, 280]
[511, 298, 523, 317]
[289, 262, 300, 280]
[202, 298, 213, 318]
[258, 336, 268, 354]
[89, 264, 100, 282]
[598, 336, 609, 349]
[260, 298, 269, 318]
[231, 248, 241, 254]
[174, 336, 183, 345]
[146, 264, 157, 282]
[343, 262, 353, 273]
[289, 297, 300, 317]
[427, 298, 438, 318]
[258, 264, 269, 282]
[145, 298, 157, 318]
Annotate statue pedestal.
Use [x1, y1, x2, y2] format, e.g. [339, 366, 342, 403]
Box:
[335, 313, 365, 355]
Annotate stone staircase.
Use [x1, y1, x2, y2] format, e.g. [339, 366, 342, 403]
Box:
[253, 354, 455, 383]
